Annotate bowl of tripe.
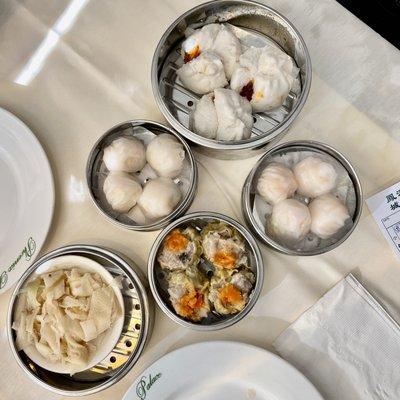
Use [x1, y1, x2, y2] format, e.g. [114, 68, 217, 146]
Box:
[11, 255, 124, 374]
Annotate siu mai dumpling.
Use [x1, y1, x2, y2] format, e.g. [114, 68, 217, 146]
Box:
[158, 227, 202, 271]
[167, 271, 210, 322]
[209, 269, 255, 315]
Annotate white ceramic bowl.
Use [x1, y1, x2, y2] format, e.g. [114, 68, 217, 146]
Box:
[13, 255, 124, 374]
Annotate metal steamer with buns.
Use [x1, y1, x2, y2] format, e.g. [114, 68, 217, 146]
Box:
[151, 0, 312, 159]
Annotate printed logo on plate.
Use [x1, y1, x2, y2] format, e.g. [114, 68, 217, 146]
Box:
[0, 237, 36, 289]
[136, 373, 162, 399]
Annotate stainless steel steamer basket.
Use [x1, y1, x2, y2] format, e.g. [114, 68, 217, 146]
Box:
[86, 120, 198, 231]
[7, 245, 154, 396]
[148, 212, 264, 331]
[242, 141, 363, 256]
[151, 0, 312, 159]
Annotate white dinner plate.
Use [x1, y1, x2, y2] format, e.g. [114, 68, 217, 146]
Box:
[123, 341, 323, 400]
[0, 108, 54, 294]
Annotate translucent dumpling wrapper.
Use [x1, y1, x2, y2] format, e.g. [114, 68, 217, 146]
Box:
[201, 222, 248, 271]
[181, 23, 242, 79]
[137, 177, 181, 219]
[209, 269, 255, 315]
[177, 51, 228, 95]
[12, 268, 121, 374]
[103, 171, 143, 213]
[167, 270, 210, 322]
[146, 134, 185, 178]
[293, 156, 337, 198]
[230, 46, 298, 112]
[158, 227, 202, 271]
[268, 198, 311, 242]
[309, 194, 350, 239]
[192, 88, 253, 141]
[103, 137, 146, 173]
[257, 163, 298, 205]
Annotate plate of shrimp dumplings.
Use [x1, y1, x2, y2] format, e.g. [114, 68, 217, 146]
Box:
[86, 121, 197, 231]
[148, 213, 263, 330]
[242, 141, 363, 255]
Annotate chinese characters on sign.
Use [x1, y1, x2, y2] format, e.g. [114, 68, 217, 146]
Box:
[367, 182, 400, 260]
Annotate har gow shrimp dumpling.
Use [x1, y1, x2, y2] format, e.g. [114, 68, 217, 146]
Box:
[309, 194, 350, 239]
[294, 156, 337, 198]
[257, 163, 298, 205]
[177, 51, 227, 95]
[269, 198, 311, 242]
[146, 134, 185, 178]
[138, 177, 181, 219]
[103, 171, 142, 213]
[103, 137, 146, 172]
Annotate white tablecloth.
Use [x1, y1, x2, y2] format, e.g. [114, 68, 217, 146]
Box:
[0, 0, 400, 399]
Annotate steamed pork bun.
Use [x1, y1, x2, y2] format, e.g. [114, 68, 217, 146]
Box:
[230, 46, 298, 112]
[137, 177, 181, 219]
[257, 163, 298, 205]
[103, 137, 146, 172]
[192, 93, 218, 139]
[146, 134, 185, 178]
[309, 194, 350, 239]
[269, 199, 311, 242]
[294, 156, 337, 198]
[103, 171, 142, 213]
[192, 88, 253, 141]
[181, 23, 242, 79]
[177, 51, 227, 95]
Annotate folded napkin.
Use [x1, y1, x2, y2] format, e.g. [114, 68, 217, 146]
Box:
[274, 274, 400, 400]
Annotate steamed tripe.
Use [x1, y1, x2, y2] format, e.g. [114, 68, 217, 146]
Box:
[192, 88, 253, 141]
[12, 268, 120, 372]
[231, 46, 298, 112]
[181, 23, 242, 79]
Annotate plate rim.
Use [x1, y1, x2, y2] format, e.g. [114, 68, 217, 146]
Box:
[0, 107, 55, 294]
[123, 340, 323, 400]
